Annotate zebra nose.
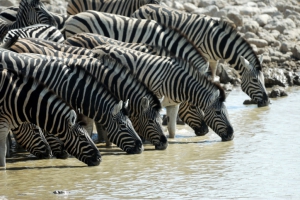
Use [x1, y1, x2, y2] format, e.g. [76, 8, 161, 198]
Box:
[154, 135, 168, 150]
[194, 123, 209, 136]
[87, 150, 101, 166]
[258, 93, 270, 107]
[127, 140, 144, 154]
[221, 126, 234, 141]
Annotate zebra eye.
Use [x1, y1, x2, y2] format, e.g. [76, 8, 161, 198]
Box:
[252, 78, 258, 83]
[216, 111, 221, 115]
[190, 106, 196, 109]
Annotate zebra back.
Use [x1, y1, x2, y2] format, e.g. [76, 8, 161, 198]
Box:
[64, 11, 208, 71]
[67, 0, 161, 16]
[3, 24, 64, 43]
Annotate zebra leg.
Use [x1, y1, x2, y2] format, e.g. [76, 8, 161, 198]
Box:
[0, 120, 10, 167]
[166, 105, 180, 138]
[95, 123, 112, 147]
[5, 133, 10, 158]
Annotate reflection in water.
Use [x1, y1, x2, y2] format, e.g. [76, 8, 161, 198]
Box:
[1, 87, 300, 199]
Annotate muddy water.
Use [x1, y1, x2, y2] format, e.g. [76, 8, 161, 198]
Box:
[1, 87, 300, 199]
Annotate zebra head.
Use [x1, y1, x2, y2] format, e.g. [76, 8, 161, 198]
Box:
[203, 88, 234, 141]
[65, 110, 101, 166]
[178, 102, 209, 137]
[240, 56, 270, 107]
[25, 0, 57, 27]
[106, 101, 144, 154]
[128, 97, 168, 150]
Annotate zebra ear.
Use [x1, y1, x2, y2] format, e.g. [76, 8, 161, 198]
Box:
[112, 101, 123, 116]
[259, 54, 263, 64]
[240, 56, 251, 71]
[141, 97, 150, 111]
[68, 110, 77, 126]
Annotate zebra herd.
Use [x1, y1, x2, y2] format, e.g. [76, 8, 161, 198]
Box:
[0, 0, 269, 168]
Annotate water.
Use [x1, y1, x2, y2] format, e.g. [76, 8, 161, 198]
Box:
[1, 86, 300, 199]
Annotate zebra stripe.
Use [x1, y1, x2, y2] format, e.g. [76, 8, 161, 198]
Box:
[92, 45, 234, 141]
[0, 6, 68, 31]
[3, 24, 64, 43]
[132, 4, 270, 106]
[67, 0, 161, 16]
[7, 38, 167, 150]
[0, 0, 57, 41]
[63, 33, 210, 136]
[64, 10, 208, 69]
[12, 122, 52, 159]
[0, 68, 100, 167]
[0, 49, 143, 154]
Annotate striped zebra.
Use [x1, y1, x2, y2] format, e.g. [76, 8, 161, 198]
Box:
[66, 0, 161, 16]
[132, 4, 270, 107]
[0, 49, 144, 154]
[12, 123, 51, 159]
[64, 11, 208, 69]
[92, 45, 234, 141]
[0, 68, 101, 167]
[6, 37, 168, 150]
[0, 6, 68, 31]
[64, 33, 210, 136]
[13, 123, 69, 159]
[0, 0, 57, 41]
[2, 24, 64, 43]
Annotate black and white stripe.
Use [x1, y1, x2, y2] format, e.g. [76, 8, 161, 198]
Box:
[7, 37, 168, 150]
[92, 45, 234, 141]
[132, 4, 270, 107]
[67, 0, 161, 16]
[0, 49, 143, 154]
[0, 68, 100, 167]
[0, 0, 57, 41]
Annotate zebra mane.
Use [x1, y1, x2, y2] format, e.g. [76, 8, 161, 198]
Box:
[99, 54, 162, 111]
[218, 19, 262, 71]
[213, 81, 226, 102]
[0, 66, 75, 111]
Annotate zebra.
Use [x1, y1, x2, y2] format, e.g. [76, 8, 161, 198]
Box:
[91, 45, 234, 141]
[0, 68, 101, 167]
[64, 33, 210, 136]
[0, 0, 57, 41]
[2, 24, 65, 43]
[66, 0, 161, 16]
[0, 48, 144, 154]
[64, 11, 208, 69]
[13, 123, 69, 159]
[6, 37, 168, 150]
[0, 6, 68, 32]
[10, 36, 209, 137]
[132, 4, 270, 107]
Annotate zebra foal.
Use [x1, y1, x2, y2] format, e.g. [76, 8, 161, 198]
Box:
[0, 68, 101, 167]
[67, 0, 161, 16]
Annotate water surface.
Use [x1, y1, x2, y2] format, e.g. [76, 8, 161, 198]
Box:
[1, 86, 300, 199]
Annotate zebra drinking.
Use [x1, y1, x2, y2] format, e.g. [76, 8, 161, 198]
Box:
[132, 4, 270, 107]
[0, 68, 101, 167]
[0, 49, 144, 154]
